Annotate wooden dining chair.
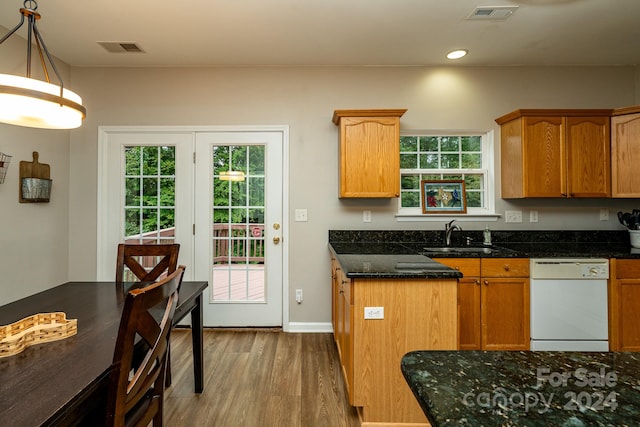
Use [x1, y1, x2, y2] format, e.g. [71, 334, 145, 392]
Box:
[115, 243, 180, 285]
[105, 265, 185, 427]
[115, 243, 181, 387]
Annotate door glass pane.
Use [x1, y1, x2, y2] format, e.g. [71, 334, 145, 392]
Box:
[123, 145, 177, 280]
[211, 144, 265, 302]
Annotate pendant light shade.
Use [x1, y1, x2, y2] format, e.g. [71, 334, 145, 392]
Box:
[0, 0, 86, 129]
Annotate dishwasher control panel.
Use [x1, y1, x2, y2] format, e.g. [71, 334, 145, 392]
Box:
[580, 263, 608, 278]
[530, 259, 609, 279]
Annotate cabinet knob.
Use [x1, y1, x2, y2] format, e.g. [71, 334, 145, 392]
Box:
[503, 265, 510, 272]
[484, 280, 489, 285]
[475, 279, 480, 285]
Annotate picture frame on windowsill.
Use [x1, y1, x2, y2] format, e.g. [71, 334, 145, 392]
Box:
[421, 180, 467, 214]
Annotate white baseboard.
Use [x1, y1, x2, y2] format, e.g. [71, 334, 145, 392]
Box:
[286, 322, 333, 333]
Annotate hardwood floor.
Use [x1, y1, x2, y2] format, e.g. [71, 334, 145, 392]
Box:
[164, 329, 361, 427]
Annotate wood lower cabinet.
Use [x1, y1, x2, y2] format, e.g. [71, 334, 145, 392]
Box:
[438, 258, 481, 350]
[438, 258, 530, 351]
[609, 259, 640, 351]
[332, 109, 406, 198]
[331, 257, 354, 398]
[611, 107, 640, 197]
[496, 109, 611, 198]
[331, 255, 457, 425]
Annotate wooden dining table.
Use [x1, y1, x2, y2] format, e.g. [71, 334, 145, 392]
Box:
[0, 280, 208, 427]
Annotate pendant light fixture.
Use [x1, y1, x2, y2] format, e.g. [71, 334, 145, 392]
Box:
[0, 0, 86, 129]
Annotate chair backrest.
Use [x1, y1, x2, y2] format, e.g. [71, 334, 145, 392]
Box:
[116, 243, 180, 285]
[106, 265, 185, 427]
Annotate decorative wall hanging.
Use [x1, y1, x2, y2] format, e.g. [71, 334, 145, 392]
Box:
[421, 179, 467, 214]
[0, 152, 11, 183]
[19, 151, 51, 202]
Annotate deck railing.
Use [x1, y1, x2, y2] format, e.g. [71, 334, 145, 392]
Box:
[123, 224, 265, 269]
[213, 224, 265, 264]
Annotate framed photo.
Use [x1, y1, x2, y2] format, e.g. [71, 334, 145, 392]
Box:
[421, 180, 467, 214]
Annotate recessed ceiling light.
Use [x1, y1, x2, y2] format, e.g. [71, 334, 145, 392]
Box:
[446, 49, 468, 60]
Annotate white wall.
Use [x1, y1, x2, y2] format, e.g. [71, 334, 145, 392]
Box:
[0, 29, 70, 304]
[66, 65, 638, 324]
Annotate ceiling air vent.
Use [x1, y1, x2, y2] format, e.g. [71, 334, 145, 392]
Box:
[97, 42, 145, 54]
[467, 6, 519, 20]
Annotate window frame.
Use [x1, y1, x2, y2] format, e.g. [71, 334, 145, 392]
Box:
[396, 130, 496, 220]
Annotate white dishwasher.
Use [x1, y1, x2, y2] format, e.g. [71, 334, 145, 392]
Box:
[530, 258, 609, 351]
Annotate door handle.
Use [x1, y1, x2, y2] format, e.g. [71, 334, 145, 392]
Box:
[273, 236, 281, 244]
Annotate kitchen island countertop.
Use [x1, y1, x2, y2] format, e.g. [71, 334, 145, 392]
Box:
[401, 350, 640, 426]
[330, 243, 462, 279]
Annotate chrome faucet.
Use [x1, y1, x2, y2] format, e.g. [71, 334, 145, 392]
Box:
[444, 219, 462, 246]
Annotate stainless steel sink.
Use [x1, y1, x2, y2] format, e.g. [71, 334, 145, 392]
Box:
[422, 246, 495, 254]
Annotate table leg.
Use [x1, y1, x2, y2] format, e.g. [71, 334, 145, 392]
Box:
[190, 294, 204, 393]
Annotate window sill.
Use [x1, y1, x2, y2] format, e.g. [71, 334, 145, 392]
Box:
[395, 213, 501, 222]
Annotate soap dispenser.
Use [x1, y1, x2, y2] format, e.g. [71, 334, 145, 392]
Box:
[483, 225, 492, 245]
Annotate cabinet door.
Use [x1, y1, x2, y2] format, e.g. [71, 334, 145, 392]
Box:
[612, 112, 640, 197]
[458, 277, 481, 350]
[617, 279, 640, 351]
[436, 258, 481, 350]
[522, 116, 565, 197]
[331, 258, 340, 345]
[339, 116, 400, 198]
[566, 116, 611, 197]
[482, 277, 530, 350]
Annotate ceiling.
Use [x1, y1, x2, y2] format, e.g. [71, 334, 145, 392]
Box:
[0, 0, 639, 68]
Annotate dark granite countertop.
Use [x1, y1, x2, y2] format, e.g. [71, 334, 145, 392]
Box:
[330, 245, 462, 279]
[329, 230, 640, 259]
[401, 350, 640, 427]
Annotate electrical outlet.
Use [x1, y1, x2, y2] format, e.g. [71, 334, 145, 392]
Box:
[363, 210, 372, 223]
[505, 210, 523, 223]
[530, 210, 539, 223]
[295, 289, 303, 304]
[295, 209, 308, 222]
[600, 209, 609, 221]
[364, 306, 384, 319]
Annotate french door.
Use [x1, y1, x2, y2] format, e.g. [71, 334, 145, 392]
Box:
[195, 132, 283, 326]
[97, 127, 287, 327]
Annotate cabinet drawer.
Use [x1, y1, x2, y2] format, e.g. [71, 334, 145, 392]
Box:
[436, 258, 480, 277]
[481, 258, 529, 277]
[614, 259, 640, 279]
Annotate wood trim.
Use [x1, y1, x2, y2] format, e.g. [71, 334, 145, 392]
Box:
[332, 109, 407, 125]
[608, 258, 619, 351]
[495, 108, 613, 125]
[612, 105, 640, 116]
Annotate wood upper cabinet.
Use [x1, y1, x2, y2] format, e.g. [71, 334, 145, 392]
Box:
[609, 259, 640, 351]
[438, 257, 530, 351]
[332, 109, 406, 198]
[496, 109, 611, 198]
[611, 107, 640, 197]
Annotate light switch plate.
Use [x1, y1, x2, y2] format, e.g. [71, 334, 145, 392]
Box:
[363, 210, 372, 223]
[530, 210, 539, 223]
[295, 208, 308, 222]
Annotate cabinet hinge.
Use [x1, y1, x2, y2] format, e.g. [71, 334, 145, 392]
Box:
[193, 224, 195, 235]
[193, 152, 196, 164]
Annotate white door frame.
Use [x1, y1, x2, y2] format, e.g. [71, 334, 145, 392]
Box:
[97, 125, 291, 331]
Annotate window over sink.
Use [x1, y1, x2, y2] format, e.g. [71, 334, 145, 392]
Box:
[398, 131, 495, 218]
